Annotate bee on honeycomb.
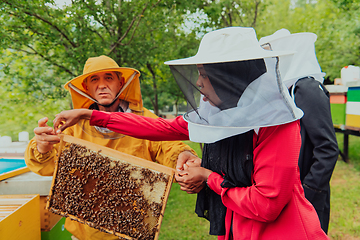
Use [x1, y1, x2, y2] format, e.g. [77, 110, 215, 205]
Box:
[48, 143, 170, 240]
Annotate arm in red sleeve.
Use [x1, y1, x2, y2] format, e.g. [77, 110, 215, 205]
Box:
[90, 110, 189, 141]
[207, 172, 224, 195]
[207, 121, 301, 222]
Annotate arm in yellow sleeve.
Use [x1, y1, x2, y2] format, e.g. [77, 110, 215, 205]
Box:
[24, 127, 74, 176]
[25, 138, 58, 176]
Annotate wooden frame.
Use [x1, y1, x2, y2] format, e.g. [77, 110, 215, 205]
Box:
[46, 134, 175, 240]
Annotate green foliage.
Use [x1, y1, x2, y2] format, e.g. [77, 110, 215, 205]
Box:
[1, 0, 360, 142]
[198, 0, 265, 28]
[331, 0, 360, 11]
[256, 0, 360, 81]
[314, 0, 360, 80]
[0, 0, 201, 134]
[139, 30, 200, 113]
[0, 49, 70, 140]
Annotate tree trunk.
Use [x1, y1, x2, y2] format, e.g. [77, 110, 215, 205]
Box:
[146, 63, 158, 115]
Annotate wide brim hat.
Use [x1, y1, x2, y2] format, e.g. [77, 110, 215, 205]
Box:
[164, 27, 295, 65]
[64, 55, 142, 110]
[259, 28, 317, 46]
[259, 29, 324, 86]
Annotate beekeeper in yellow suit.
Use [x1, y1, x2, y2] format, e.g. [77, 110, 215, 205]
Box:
[25, 55, 197, 240]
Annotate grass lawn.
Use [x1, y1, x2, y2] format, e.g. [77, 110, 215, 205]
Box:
[329, 133, 360, 239]
[159, 137, 360, 239]
[159, 183, 216, 240]
[329, 161, 360, 239]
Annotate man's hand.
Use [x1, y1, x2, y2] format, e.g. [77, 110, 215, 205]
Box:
[176, 150, 201, 172]
[53, 109, 92, 133]
[175, 166, 212, 194]
[34, 117, 60, 153]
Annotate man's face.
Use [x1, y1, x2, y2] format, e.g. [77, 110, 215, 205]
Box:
[84, 72, 123, 106]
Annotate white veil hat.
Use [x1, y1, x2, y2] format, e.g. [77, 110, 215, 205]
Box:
[259, 29, 325, 88]
[165, 27, 303, 143]
[165, 27, 294, 65]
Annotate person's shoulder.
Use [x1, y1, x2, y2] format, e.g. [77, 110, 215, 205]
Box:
[295, 77, 323, 92]
[259, 121, 300, 136]
[294, 77, 329, 99]
[296, 76, 318, 85]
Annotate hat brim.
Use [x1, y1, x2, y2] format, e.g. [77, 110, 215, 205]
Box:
[65, 67, 142, 110]
[260, 32, 317, 46]
[64, 67, 140, 92]
[164, 48, 295, 65]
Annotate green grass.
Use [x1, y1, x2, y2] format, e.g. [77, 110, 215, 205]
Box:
[336, 132, 360, 171]
[158, 138, 360, 240]
[159, 184, 216, 240]
[329, 161, 360, 240]
[182, 141, 203, 157]
[329, 133, 360, 240]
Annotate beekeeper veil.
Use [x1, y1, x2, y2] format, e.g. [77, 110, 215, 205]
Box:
[259, 28, 325, 88]
[165, 27, 303, 143]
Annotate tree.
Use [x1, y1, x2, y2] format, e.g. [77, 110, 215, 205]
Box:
[138, 29, 200, 114]
[194, 0, 264, 29]
[2, 0, 360, 139]
[318, 0, 360, 79]
[0, 49, 69, 139]
[256, 0, 360, 81]
[0, 0, 200, 136]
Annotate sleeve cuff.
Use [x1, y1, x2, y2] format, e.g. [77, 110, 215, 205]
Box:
[29, 141, 54, 163]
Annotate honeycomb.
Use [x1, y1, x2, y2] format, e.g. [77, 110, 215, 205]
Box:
[47, 135, 174, 240]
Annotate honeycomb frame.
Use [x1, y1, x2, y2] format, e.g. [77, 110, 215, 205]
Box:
[46, 134, 175, 240]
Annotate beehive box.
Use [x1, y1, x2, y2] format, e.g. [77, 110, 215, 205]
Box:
[346, 86, 360, 128]
[326, 85, 348, 126]
[0, 169, 61, 232]
[330, 92, 347, 125]
[46, 134, 175, 240]
[0, 194, 41, 240]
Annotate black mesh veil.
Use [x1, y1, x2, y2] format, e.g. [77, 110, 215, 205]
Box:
[167, 57, 303, 143]
[169, 65, 201, 115]
[169, 59, 267, 118]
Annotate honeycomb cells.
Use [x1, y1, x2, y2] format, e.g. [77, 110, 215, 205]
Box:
[49, 143, 170, 240]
